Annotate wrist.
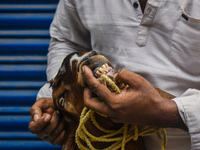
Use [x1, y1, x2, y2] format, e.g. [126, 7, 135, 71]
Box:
[156, 97, 187, 130]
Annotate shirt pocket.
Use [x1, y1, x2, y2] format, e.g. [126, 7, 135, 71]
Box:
[169, 9, 200, 75]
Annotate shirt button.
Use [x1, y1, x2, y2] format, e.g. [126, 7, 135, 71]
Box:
[133, 2, 139, 9]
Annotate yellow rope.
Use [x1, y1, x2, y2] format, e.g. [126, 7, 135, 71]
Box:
[76, 74, 167, 150]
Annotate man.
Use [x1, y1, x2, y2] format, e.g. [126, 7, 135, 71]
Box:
[29, 0, 200, 149]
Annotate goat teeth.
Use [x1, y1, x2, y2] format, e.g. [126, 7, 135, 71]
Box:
[103, 63, 109, 69]
[105, 63, 109, 68]
[94, 63, 110, 77]
[96, 70, 100, 74]
[102, 64, 106, 69]
[98, 67, 104, 73]
[95, 70, 101, 77]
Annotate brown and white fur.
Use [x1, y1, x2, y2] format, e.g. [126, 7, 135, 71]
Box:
[50, 50, 175, 150]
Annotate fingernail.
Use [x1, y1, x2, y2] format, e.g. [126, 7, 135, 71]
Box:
[113, 73, 118, 78]
[44, 114, 51, 122]
[56, 110, 60, 115]
[34, 114, 39, 121]
[82, 66, 86, 72]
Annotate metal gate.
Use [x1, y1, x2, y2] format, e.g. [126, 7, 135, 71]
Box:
[0, 0, 61, 149]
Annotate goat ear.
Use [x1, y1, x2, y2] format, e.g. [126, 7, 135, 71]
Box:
[48, 78, 58, 88]
[64, 84, 71, 91]
[48, 78, 71, 91]
[47, 79, 54, 87]
[47, 72, 63, 88]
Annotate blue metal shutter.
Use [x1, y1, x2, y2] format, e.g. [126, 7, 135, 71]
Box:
[0, 0, 62, 149]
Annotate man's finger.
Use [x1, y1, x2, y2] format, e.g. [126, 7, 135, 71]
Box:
[30, 105, 43, 120]
[28, 114, 51, 134]
[33, 114, 39, 121]
[43, 117, 66, 145]
[83, 87, 113, 116]
[36, 111, 60, 139]
[51, 130, 65, 146]
[115, 69, 142, 88]
[82, 65, 115, 103]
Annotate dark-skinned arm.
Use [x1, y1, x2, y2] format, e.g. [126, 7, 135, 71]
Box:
[82, 66, 187, 130]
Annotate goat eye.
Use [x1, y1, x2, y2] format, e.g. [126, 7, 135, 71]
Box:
[58, 97, 64, 107]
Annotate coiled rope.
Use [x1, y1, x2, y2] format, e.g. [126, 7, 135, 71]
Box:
[76, 74, 167, 150]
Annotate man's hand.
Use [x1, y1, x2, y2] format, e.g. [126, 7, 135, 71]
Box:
[29, 98, 66, 145]
[82, 66, 186, 129]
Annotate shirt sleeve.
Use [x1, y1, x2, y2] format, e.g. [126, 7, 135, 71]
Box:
[37, 0, 91, 99]
[172, 89, 200, 150]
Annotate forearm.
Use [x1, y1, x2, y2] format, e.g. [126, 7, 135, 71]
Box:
[147, 88, 187, 130]
[154, 97, 187, 130]
[151, 88, 200, 149]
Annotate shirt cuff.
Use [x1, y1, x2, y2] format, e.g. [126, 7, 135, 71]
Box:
[36, 82, 52, 100]
[172, 88, 200, 150]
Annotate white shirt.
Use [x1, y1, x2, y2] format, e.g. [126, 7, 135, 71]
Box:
[37, 0, 200, 149]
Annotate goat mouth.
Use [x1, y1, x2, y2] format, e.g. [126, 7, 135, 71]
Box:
[77, 51, 116, 78]
[77, 51, 99, 72]
[93, 63, 115, 78]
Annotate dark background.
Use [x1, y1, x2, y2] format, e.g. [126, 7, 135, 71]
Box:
[0, 0, 62, 149]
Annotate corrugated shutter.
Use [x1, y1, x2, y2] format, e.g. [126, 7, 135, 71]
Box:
[0, 0, 62, 149]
